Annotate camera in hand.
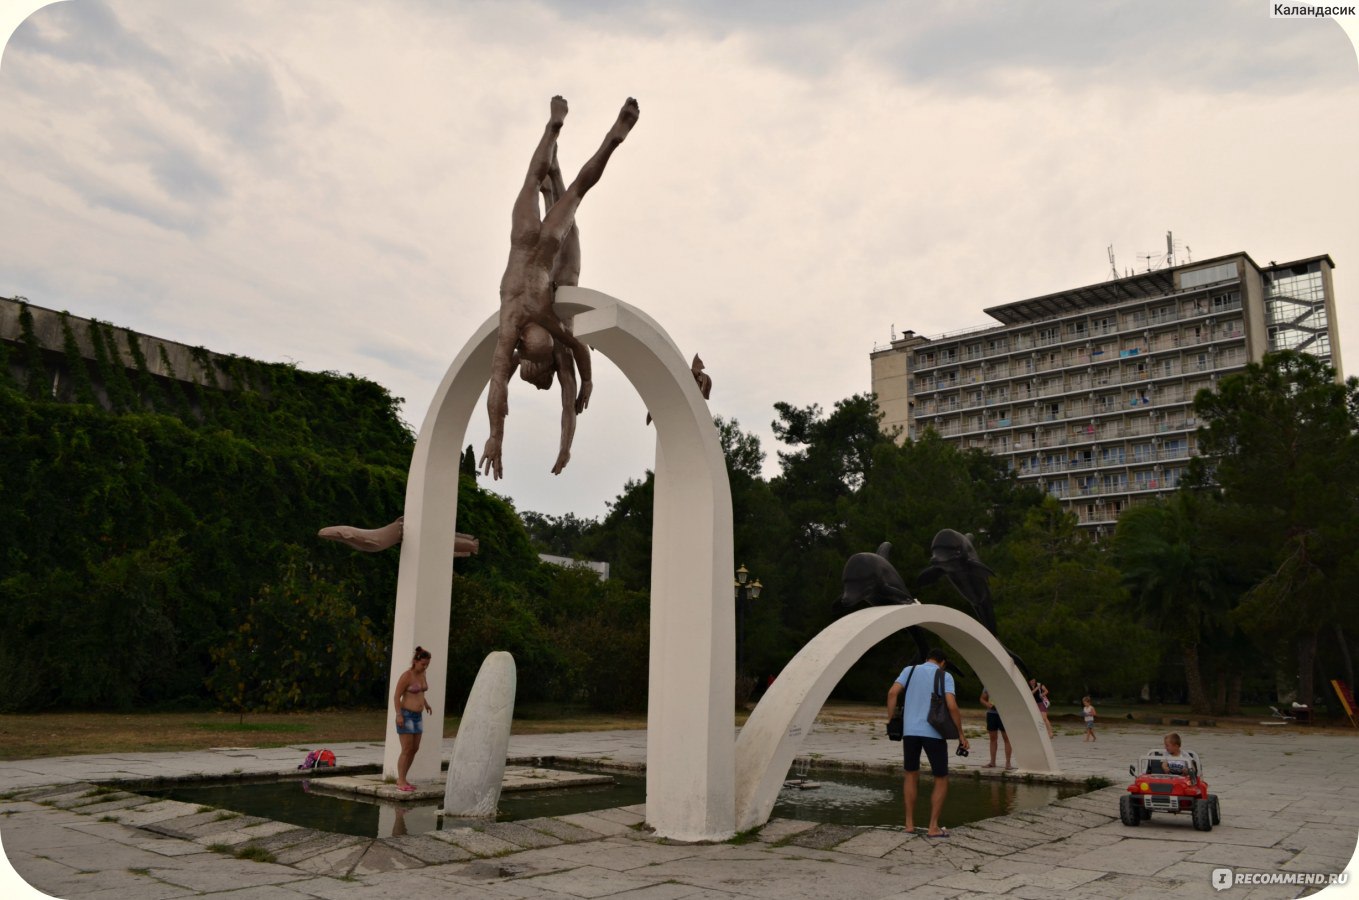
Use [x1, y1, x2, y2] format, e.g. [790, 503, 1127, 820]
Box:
[954, 744, 969, 757]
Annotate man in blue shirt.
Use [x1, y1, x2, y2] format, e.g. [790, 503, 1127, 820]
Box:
[886, 648, 969, 837]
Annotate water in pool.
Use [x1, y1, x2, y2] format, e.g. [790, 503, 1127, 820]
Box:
[143, 766, 1085, 839]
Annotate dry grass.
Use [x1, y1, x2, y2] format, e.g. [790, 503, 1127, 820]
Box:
[0, 704, 647, 761]
[3, 701, 1349, 761]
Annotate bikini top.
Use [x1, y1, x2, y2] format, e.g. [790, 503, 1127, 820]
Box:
[405, 682, 427, 694]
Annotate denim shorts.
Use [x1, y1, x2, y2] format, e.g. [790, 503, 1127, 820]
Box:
[396, 709, 423, 735]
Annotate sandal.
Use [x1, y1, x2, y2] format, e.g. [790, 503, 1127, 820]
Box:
[924, 829, 950, 839]
[398, 784, 416, 792]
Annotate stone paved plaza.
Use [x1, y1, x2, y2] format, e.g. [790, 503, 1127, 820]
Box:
[2, 717, 1357, 898]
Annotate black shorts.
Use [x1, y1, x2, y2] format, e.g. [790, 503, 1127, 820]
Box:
[902, 735, 949, 777]
[986, 708, 1005, 733]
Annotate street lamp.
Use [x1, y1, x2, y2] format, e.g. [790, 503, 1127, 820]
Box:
[734, 565, 763, 678]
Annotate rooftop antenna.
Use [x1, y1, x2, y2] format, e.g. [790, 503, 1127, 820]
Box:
[1107, 244, 1118, 280]
[1166, 231, 1190, 266]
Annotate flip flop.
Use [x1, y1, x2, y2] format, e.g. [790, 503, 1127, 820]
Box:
[398, 784, 416, 792]
[924, 829, 950, 839]
[981, 763, 996, 768]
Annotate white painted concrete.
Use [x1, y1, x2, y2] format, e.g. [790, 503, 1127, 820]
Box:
[733, 604, 1058, 832]
[383, 288, 734, 840]
[382, 310, 499, 785]
[443, 651, 517, 817]
[568, 291, 736, 842]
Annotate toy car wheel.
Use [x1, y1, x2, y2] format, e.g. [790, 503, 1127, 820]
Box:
[1138, 806, 1151, 821]
[1192, 798, 1213, 831]
[1119, 794, 1141, 826]
[1209, 794, 1220, 826]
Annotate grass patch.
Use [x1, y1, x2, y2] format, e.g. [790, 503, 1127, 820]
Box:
[726, 827, 762, 845]
[128, 867, 150, 876]
[1084, 775, 1113, 790]
[234, 845, 277, 863]
[81, 786, 120, 798]
[99, 815, 120, 822]
[190, 722, 308, 733]
[0, 707, 648, 761]
[206, 843, 233, 854]
[213, 811, 240, 822]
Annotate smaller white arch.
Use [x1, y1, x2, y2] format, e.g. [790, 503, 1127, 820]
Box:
[733, 604, 1058, 832]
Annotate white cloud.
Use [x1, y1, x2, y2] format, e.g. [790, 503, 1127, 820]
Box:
[1, 0, 1355, 519]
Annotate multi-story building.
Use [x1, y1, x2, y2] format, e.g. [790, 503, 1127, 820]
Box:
[870, 252, 1342, 532]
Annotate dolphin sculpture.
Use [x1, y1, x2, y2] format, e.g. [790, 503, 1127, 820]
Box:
[916, 528, 1027, 678]
[832, 542, 934, 668]
[916, 529, 997, 634]
[833, 542, 913, 614]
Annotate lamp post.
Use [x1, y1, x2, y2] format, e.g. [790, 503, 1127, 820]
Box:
[734, 564, 763, 678]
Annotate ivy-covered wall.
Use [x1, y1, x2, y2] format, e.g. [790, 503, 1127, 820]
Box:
[0, 300, 651, 715]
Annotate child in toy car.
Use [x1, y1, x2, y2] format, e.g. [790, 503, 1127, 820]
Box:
[1119, 733, 1220, 831]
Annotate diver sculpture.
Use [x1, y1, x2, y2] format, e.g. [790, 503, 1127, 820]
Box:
[319, 517, 480, 558]
[480, 95, 640, 480]
[647, 354, 711, 425]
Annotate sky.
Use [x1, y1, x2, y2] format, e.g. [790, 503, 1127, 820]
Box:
[1, 1, 1356, 523]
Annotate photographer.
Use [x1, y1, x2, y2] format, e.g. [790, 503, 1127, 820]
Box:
[886, 648, 969, 838]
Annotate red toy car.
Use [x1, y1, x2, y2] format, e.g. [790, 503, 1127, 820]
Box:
[1119, 750, 1220, 831]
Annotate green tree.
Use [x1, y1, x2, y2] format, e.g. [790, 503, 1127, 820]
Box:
[207, 548, 387, 711]
[996, 497, 1156, 699]
[1112, 495, 1228, 713]
[1190, 350, 1359, 706]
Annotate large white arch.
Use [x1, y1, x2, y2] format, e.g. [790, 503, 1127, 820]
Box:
[733, 604, 1058, 832]
[384, 287, 735, 841]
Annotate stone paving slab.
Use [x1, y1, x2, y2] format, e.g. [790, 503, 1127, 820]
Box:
[287, 840, 370, 877]
[429, 826, 524, 857]
[4, 722, 1359, 898]
[381, 833, 473, 864]
[832, 827, 915, 858]
[477, 821, 566, 850]
[271, 833, 369, 866]
[512, 815, 603, 843]
[110, 800, 206, 827]
[753, 817, 819, 843]
[348, 841, 425, 875]
[786, 822, 863, 850]
[555, 810, 638, 836]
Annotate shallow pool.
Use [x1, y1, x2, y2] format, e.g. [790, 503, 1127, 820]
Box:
[142, 766, 1085, 839]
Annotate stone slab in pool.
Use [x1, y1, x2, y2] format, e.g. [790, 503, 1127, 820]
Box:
[307, 766, 613, 803]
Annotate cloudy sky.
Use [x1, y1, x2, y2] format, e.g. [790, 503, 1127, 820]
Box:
[1, 1, 1355, 522]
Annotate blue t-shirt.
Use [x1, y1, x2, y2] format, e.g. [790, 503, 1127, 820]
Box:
[895, 662, 955, 739]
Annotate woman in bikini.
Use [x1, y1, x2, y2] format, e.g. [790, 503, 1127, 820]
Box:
[394, 646, 433, 791]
